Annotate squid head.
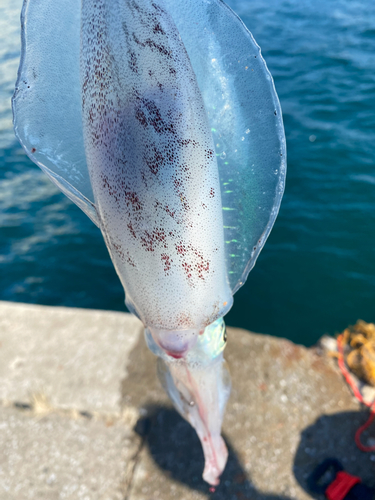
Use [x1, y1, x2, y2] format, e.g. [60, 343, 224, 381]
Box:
[12, 0, 286, 486]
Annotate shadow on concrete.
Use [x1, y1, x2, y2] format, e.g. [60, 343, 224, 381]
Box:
[293, 410, 375, 499]
[135, 405, 292, 500]
[137, 406, 375, 499]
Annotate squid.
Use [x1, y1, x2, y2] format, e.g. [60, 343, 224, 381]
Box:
[13, 0, 286, 486]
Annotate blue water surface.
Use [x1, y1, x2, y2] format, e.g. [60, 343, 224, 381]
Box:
[1, 0, 374, 345]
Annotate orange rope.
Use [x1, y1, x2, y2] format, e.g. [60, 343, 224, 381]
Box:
[337, 334, 375, 452]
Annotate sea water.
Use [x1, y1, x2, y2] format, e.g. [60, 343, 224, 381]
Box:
[1, 0, 374, 345]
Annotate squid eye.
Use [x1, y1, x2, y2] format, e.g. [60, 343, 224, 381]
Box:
[223, 328, 227, 344]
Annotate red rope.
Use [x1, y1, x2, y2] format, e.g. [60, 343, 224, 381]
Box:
[325, 471, 361, 500]
[354, 412, 375, 453]
[337, 334, 375, 452]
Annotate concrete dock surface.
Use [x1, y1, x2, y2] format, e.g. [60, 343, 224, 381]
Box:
[0, 301, 374, 499]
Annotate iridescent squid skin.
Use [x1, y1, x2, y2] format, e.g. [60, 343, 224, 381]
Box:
[13, 0, 286, 487]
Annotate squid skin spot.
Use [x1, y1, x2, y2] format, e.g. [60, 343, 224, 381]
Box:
[127, 221, 137, 239]
[128, 52, 138, 73]
[126, 254, 136, 268]
[182, 261, 192, 279]
[153, 22, 165, 35]
[175, 243, 186, 256]
[161, 253, 172, 273]
[113, 242, 125, 261]
[143, 38, 171, 58]
[151, 1, 166, 14]
[125, 190, 142, 211]
[135, 108, 148, 128]
[165, 206, 175, 218]
[140, 228, 167, 252]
